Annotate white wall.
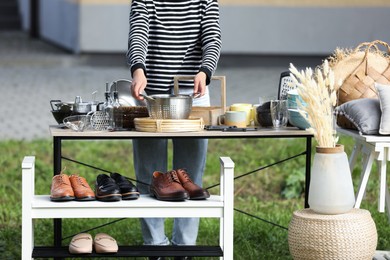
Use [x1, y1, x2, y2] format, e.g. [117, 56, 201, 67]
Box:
[18, 0, 390, 55]
[220, 6, 390, 55]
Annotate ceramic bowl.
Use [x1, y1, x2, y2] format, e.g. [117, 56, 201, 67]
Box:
[287, 89, 306, 110]
[288, 109, 310, 130]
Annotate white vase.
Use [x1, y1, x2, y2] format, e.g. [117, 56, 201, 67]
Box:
[308, 144, 356, 214]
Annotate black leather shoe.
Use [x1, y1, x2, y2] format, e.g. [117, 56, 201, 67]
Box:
[95, 174, 121, 202]
[110, 172, 140, 200]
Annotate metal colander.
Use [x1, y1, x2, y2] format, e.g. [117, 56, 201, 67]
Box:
[145, 94, 193, 119]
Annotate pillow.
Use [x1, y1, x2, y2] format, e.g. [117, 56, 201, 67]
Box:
[375, 82, 390, 135]
[335, 98, 381, 135]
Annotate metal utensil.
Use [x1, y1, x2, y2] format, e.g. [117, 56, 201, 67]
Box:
[110, 79, 146, 107]
[140, 93, 155, 101]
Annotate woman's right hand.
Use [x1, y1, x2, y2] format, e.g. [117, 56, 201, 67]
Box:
[131, 68, 147, 100]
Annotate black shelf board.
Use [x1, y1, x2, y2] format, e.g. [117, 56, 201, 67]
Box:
[32, 245, 223, 258]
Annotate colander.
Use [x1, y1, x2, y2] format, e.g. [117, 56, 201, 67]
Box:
[142, 94, 197, 119]
[141, 76, 200, 119]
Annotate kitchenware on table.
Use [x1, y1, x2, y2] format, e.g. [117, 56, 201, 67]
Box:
[143, 78, 200, 119]
[119, 106, 149, 129]
[288, 109, 310, 130]
[229, 103, 253, 126]
[256, 101, 273, 127]
[73, 96, 92, 114]
[110, 79, 146, 107]
[134, 117, 203, 132]
[63, 115, 91, 132]
[218, 111, 247, 128]
[270, 100, 288, 128]
[90, 111, 109, 131]
[143, 93, 196, 119]
[178, 75, 227, 125]
[287, 89, 306, 110]
[50, 100, 74, 124]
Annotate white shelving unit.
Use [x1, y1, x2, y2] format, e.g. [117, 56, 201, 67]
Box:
[22, 156, 235, 259]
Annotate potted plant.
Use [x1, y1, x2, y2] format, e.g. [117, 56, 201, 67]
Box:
[289, 61, 355, 214]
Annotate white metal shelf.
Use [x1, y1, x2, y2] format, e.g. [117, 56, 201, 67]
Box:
[22, 156, 235, 259]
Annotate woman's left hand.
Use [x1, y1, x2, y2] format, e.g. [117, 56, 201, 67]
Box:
[194, 72, 207, 96]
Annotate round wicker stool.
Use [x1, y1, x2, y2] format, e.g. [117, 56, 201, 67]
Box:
[288, 208, 377, 260]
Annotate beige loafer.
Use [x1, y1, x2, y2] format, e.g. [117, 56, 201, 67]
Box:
[69, 233, 93, 254]
[94, 233, 118, 253]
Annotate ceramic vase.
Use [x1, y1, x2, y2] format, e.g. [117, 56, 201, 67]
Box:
[308, 144, 355, 214]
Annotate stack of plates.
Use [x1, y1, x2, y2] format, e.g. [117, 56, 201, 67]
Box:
[134, 117, 203, 132]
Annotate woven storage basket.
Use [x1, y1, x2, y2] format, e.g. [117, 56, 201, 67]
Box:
[119, 106, 149, 129]
[329, 40, 390, 129]
[288, 208, 377, 260]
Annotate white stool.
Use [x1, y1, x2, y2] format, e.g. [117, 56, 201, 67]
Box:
[338, 128, 390, 222]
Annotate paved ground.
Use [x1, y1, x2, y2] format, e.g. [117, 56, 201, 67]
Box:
[0, 31, 326, 140]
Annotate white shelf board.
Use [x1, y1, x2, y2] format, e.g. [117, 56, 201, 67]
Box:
[31, 195, 224, 219]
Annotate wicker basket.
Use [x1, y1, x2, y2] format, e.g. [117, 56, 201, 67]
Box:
[288, 208, 377, 260]
[134, 117, 203, 132]
[119, 106, 149, 129]
[329, 40, 390, 129]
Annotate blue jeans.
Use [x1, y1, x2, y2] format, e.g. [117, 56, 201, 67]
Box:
[133, 89, 210, 245]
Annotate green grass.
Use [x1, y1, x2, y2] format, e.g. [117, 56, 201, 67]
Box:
[0, 136, 389, 259]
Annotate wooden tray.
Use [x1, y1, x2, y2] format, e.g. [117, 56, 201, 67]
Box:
[174, 76, 227, 125]
[134, 117, 204, 132]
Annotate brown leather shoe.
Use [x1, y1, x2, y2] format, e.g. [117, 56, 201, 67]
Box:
[50, 173, 75, 201]
[176, 169, 210, 200]
[69, 174, 95, 201]
[150, 170, 189, 201]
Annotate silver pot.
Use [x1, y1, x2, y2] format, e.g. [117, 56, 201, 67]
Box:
[74, 102, 92, 114]
[73, 96, 92, 114]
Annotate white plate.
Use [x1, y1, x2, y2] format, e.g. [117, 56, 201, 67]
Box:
[110, 79, 146, 107]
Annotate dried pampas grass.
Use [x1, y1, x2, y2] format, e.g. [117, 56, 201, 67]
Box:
[289, 60, 339, 148]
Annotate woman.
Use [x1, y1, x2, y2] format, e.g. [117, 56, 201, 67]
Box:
[126, 0, 221, 256]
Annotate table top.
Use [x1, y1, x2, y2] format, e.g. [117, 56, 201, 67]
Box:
[50, 125, 313, 139]
[337, 127, 390, 143]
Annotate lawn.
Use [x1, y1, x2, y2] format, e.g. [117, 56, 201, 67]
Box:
[0, 136, 389, 259]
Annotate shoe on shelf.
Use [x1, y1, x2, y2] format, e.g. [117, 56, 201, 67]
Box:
[150, 170, 189, 201]
[176, 169, 210, 200]
[50, 173, 75, 202]
[68, 233, 93, 254]
[94, 233, 118, 253]
[110, 172, 140, 200]
[95, 174, 121, 202]
[69, 174, 95, 201]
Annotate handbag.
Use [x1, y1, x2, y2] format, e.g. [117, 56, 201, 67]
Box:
[329, 40, 390, 129]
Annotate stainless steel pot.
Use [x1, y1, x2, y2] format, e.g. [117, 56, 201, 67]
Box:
[73, 96, 92, 114]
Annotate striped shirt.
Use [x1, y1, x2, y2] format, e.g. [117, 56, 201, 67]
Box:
[126, 0, 222, 93]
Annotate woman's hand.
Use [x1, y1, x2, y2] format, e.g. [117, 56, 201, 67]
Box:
[131, 68, 147, 100]
[194, 71, 207, 96]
